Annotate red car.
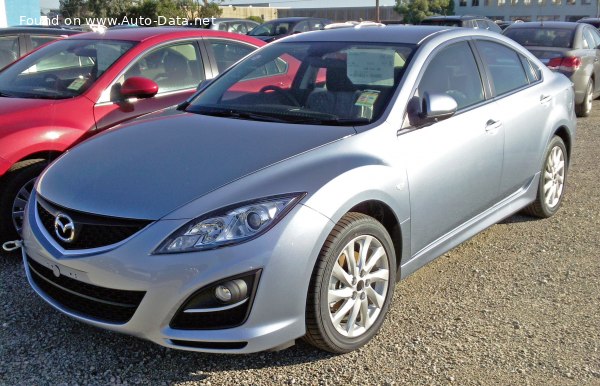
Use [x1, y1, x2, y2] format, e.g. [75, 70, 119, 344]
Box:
[0, 27, 264, 242]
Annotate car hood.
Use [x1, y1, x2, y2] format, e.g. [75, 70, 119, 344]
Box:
[37, 113, 355, 220]
[0, 97, 54, 135]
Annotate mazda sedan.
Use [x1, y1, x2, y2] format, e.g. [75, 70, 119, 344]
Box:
[0, 27, 264, 242]
[21, 26, 575, 354]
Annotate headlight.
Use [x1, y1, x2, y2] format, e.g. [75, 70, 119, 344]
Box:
[155, 193, 305, 254]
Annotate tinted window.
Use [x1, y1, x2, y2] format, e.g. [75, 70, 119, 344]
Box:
[417, 41, 485, 110]
[31, 35, 61, 49]
[207, 39, 256, 73]
[520, 55, 542, 82]
[293, 21, 310, 33]
[124, 42, 203, 93]
[582, 28, 597, 49]
[0, 35, 19, 68]
[504, 27, 574, 48]
[477, 41, 529, 96]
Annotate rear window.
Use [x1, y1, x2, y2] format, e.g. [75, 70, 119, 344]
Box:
[504, 28, 574, 48]
[420, 19, 461, 27]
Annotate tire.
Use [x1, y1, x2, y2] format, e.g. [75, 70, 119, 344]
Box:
[523, 136, 568, 218]
[304, 212, 396, 353]
[575, 78, 593, 117]
[0, 159, 47, 243]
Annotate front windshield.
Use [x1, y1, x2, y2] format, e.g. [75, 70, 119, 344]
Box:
[186, 41, 415, 126]
[0, 39, 135, 99]
[249, 21, 293, 37]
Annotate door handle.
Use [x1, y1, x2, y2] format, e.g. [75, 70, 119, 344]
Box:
[540, 94, 553, 104]
[485, 119, 502, 134]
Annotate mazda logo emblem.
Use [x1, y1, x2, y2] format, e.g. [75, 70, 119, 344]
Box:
[54, 213, 76, 243]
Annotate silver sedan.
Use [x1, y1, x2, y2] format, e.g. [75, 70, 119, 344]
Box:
[21, 26, 575, 354]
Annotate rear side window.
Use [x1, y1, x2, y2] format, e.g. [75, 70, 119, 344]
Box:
[582, 28, 598, 49]
[31, 35, 61, 49]
[207, 39, 256, 73]
[417, 41, 485, 110]
[0, 35, 19, 68]
[476, 41, 529, 96]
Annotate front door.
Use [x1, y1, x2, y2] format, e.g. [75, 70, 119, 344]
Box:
[398, 41, 504, 256]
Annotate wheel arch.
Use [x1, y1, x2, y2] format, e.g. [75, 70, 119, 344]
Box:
[347, 200, 403, 282]
[8, 151, 62, 172]
[553, 126, 572, 164]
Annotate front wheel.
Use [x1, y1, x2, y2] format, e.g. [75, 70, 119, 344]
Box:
[304, 212, 396, 353]
[523, 136, 568, 218]
[0, 159, 47, 243]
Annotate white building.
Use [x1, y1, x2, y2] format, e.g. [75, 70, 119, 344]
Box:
[454, 1, 600, 21]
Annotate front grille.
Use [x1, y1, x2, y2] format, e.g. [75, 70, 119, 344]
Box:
[36, 196, 151, 250]
[27, 255, 145, 324]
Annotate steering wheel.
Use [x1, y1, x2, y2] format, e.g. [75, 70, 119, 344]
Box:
[259, 85, 300, 106]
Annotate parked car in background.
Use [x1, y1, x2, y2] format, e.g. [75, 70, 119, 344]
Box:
[207, 18, 259, 34]
[21, 26, 575, 354]
[495, 20, 523, 30]
[419, 15, 502, 33]
[503, 21, 600, 117]
[0, 28, 264, 242]
[0, 27, 80, 69]
[577, 17, 600, 29]
[248, 17, 331, 43]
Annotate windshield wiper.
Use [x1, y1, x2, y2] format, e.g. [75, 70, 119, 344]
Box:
[195, 109, 288, 123]
[0, 91, 16, 98]
[289, 117, 371, 126]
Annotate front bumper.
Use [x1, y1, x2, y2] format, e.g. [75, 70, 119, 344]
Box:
[22, 193, 333, 353]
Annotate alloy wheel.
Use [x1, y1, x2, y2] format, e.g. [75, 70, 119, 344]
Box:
[11, 177, 36, 235]
[543, 145, 565, 209]
[327, 234, 390, 338]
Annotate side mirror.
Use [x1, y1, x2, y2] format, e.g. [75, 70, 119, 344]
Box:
[419, 92, 457, 123]
[120, 76, 159, 99]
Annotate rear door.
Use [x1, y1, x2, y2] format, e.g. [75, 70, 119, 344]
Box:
[474, 39, 550, 197]
[582, 26, 600, 94]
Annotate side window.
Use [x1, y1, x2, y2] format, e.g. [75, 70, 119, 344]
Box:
[206, 39, 256, 73]
[310, 20, 325, 30]
[293, 21, 310, 33]
[583, 28, 597, 49]
[123, 42, 204, 94]
[243, 57, 288, 80]
[476, 40, 529, 96]
[31, 35, 60, 49]
[417, 41, 485, 110]
[0, 35, 19, 68]
[520, 55, 542, 83]
[589, 28, 600, 48]
[476, 20, 488, 29]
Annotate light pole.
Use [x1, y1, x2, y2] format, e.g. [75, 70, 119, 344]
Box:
[376, 0, 380, 22]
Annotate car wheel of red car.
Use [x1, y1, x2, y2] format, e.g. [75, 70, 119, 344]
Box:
[0, 159, 47, 244]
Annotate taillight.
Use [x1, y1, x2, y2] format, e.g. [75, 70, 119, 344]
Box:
[547, 56, 581, 72]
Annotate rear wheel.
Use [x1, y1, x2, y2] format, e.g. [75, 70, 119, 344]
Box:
[0, 159, 47, 243]
[523, 136, 568, 218]
[304, 212, 396, 353]
[575, 78, 593, 117]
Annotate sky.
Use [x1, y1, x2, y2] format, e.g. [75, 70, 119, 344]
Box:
[40, 0, 397, 11]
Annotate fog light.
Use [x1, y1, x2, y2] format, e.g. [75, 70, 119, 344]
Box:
[215, 285, 232, 302]
[214, 279, 248, 304]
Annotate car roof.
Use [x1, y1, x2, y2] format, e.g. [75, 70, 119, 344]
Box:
[423, 15, 489, 21]
[68, 27, 261, 43]
[264, 17, 327, 22]
[505, 21, 580, 30]
[282, 25, 458, 44]
[0, 26, 80, 35]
